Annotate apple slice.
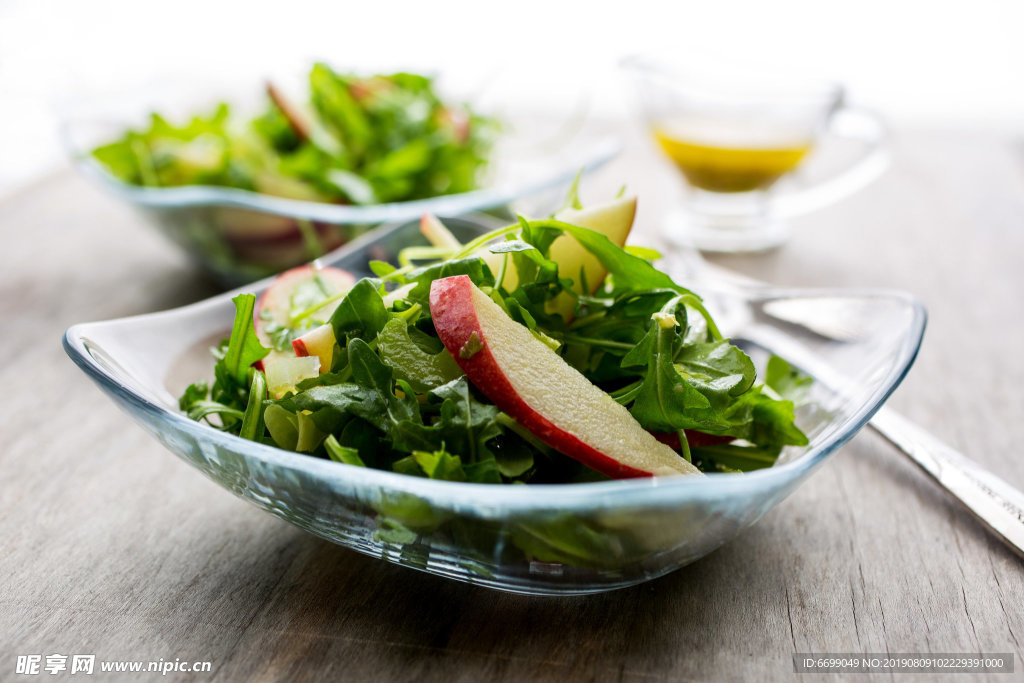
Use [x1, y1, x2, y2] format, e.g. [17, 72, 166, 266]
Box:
[254, 265, 356, 347]
[264, 355, 321, 398]
[420, 213, 463, 251]
[429, 275, 700, 478]
[481, 196, 637, 320]
[292, 323, 336, 372]
[548, 195, 637, 295]
[266, 81, 312, 142]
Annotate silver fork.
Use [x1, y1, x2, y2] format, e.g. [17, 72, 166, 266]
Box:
[666, 247, 1024, 559]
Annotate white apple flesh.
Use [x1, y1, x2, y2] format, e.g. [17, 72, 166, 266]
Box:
[292, 323, 336, 372]
[264, 355, 321, 398]
[548, 195, 637, 294]
[429, 275, 701, 478]
[420, 213, 463, 251]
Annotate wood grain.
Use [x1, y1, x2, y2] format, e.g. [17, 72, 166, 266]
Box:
[1, 124, 1022, 681]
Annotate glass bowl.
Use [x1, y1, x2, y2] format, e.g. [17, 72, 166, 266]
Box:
[62, 84, 619, 288]
[63, 217, 925, 595]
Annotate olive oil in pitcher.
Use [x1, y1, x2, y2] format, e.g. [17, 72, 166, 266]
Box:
[653, 118, 813, 193]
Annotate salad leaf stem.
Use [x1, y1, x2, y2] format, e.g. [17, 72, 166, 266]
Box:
[677, 429, 692, 463]
[325, 434, 367, 466]
[608, 381, 642, 405]
[567, 311, 609, 329]
[496, 413, 554, 456]
[185, 400, 245, 424]
[495, 251, 510, 292]
[394, 302, 422, 322]
[550, 334, 636, 351]
[296, 219, 325, 259]
[399, 246, 457, 268]
[239, 371, 267, 441]
[452, 225, 521, 260]
[379, 265, 417, 282]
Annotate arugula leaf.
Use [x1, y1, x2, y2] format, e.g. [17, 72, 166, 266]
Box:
[766, 355, 814, 405]
[325, 168, 378, 204]
[324, 434, 367, 467]
[529, 219, 689, 296]
[511, 515, 633, 569]
[487, 239, 538, 254]
[182, 400, 245, 425]
[337, 418, 380, 467]
[412, 448, 467, 482]
[328, 278, 389, 343]
[377, 318, 462, 392]
[369, 260, 398, 278]
[388, 376, 503, 467]
[224, 294, 270, 385]
[463, 458, 504, 484]
[626, 312, 715, 432]
[489, 434, 535, 478]
[178, 382, 209, 411]
[676, 340, 756, 399]
[748, 390, 809, 447]
[406, 256, 495, 304]
[347, 338, 419, 428]
[692, 442, 783, 472]
[430, 377, 502, 463]
[274, 383, 377, 434]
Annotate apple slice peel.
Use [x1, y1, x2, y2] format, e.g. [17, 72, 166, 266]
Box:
[429, 275, 701, 478]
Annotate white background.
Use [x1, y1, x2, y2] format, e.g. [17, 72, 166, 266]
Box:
[2, 0, 1022, 198]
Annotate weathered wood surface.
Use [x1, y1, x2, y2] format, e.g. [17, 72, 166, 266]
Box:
[1, 125, 1022, 681]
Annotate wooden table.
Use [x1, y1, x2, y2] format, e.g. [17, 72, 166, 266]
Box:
[2, 125, 1023, 681]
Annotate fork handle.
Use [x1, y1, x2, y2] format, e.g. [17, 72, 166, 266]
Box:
[870, 407, 1024, 559]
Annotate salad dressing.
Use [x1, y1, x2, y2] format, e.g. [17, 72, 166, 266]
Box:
[653, 117, 813, 193]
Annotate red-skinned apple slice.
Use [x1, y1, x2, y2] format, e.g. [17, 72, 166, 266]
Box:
[292, 323, 336, 372]
[254, 265, 356, 347]
[252, 265, 354, 372]
[266, 81, 312, 142]
[429, 275, 701, 478]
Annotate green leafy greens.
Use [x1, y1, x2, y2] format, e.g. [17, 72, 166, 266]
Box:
[182, 209, 810, 482]
[179, 198, 816, 570]
[92, 64, 497, 206]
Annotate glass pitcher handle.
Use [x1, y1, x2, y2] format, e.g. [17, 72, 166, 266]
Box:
[774, 107, 890, 217]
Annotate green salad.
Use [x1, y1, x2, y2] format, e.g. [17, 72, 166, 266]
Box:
[91, 63, 497, 206]
[180, 187, 810, 484]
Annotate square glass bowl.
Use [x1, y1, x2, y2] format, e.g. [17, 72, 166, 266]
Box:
[64, 218, 925, 595]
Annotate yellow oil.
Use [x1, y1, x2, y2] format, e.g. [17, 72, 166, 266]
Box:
[654, 126, 813, 193]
